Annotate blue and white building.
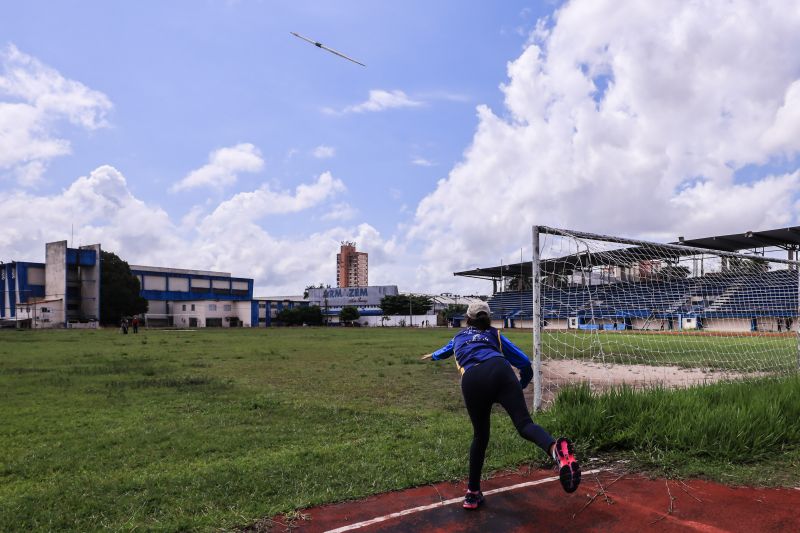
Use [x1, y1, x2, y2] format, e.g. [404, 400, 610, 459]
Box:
[1, 241, 100, 328]
[252, 295, 308, 327]
[130, 265, 255, 328]
[2, 241, 262, 328]
[306, 285, 397, 324]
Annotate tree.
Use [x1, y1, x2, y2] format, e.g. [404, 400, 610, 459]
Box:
[100, 250, 148, 325]
[657, 265, 691, 280]
[339, 306, 360, 325]
[726, 256, 770, 275]
[276, 305, 323, 326]
[436, 303, 467, 327]
[379, 294, 432, 315]
[443, 304, 467, 320]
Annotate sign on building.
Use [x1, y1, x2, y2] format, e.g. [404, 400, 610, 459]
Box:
[307, 285, 398, 308]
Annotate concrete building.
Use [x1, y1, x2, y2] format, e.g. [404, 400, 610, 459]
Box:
[2, 241, 259, 329]
[130, 265, 255, 328]
[307, 285, 396, 324]
[336, 241, 368, 287]
[1, 241, 100, 328]
[252, 296, 307, 327]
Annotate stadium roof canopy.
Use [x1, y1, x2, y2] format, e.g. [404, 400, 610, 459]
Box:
[675, 226, 800, 252]
[454, 226, 800, 281]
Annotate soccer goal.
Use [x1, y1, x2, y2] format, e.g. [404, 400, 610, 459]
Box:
[531, 226, 800, 411]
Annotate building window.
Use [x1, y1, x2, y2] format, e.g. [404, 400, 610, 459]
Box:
[182, 304, 186, 311]
[259, 303, 266, 309]
[209, 304, 217, 311]
[223, 304, 231, 312]
[191, 304, 195, 311]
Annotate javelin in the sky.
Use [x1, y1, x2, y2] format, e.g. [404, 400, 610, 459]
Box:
[290, 32, 366, 67]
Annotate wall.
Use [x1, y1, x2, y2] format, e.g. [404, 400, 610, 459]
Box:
[542, 319, 567, 330]
[631, 318, 664, 330]
[702, 318, 753, 332]
[339, 314, 435, 327]
[45, 241, 67, 327]
[79, 244, 101, 321]
[234, 300, 252, 327]
[307, 286, 398, 308]
[168, 299, 249, 328]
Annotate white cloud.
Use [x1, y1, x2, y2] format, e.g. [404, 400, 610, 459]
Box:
[14, 160, 46, 187]
[0, 165, 180, 261]
[0, 44, 112, 186]
[312, 145, 336, 159]
[200, 171, 346, 229]
[326, 89, 424, 115]
[411, 157, 434, 167]
[0, 165, 379, 294]
[408, 0, 800, 290]
[417, 90, 471, 103]
[321, 202, 357, 221]
[761, 80, 800, 156]
[171, 143, 264, 192]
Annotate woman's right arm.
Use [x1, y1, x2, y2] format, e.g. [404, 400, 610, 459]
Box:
[421, 339, 454, 360]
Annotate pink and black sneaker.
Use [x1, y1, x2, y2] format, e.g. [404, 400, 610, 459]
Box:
[552, 437, 581, 493]
[462, 490, 484, 509]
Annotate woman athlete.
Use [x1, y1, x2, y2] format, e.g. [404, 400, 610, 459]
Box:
[422, 301, 580, 509]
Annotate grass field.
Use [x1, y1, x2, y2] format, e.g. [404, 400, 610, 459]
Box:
[543, 330, 797, 371]
[2, 328, 799, 531]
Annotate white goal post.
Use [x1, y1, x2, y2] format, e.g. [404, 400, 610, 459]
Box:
[531, 225, 800, 411]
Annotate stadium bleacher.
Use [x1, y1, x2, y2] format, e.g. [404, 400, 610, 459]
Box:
[488, 269, 799, 323]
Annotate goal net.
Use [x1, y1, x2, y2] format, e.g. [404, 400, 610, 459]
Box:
[531, 226, 800, 410]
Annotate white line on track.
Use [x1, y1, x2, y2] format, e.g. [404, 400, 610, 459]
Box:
[324, 468, 602, 533]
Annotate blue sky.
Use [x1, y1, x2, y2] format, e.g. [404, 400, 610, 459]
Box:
[2, 1, 800, 295]
[2, 0, 546, 235]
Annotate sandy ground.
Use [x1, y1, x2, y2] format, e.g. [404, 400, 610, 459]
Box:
[526, 359, 766, 406]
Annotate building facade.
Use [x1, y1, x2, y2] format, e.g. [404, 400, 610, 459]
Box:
[307, 285, 397, 323]
[252, 296, 308, 327]
[336, 241, 368, 287]
[130, 265, 255, 328]
[2, 241, 261, 329]
[1, 241, 101, 328]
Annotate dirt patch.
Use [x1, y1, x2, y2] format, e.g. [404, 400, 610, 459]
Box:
[528, 359, 766, 406]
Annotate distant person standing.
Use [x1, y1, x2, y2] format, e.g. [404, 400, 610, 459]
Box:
[132, 316, 140, 334]
[421, 301, 581, 509]
[120, 318, 129, 334]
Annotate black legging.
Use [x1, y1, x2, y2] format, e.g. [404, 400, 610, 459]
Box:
[460, 356, 555, 491]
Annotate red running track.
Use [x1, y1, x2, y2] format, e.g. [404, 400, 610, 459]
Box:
[267, 468, 800, 532]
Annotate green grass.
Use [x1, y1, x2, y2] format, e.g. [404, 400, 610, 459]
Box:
[550, 377, 800, 465]
[543, 330, 797, 371]
[1, 328, 799, 531]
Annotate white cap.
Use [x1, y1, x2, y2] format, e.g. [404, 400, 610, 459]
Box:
[466, 301, 491, 319]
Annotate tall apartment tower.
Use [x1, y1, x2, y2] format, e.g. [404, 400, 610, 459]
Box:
[336, 241, 368, 287]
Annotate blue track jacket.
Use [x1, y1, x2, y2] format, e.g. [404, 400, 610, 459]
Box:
[431, 326, 534, 389]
